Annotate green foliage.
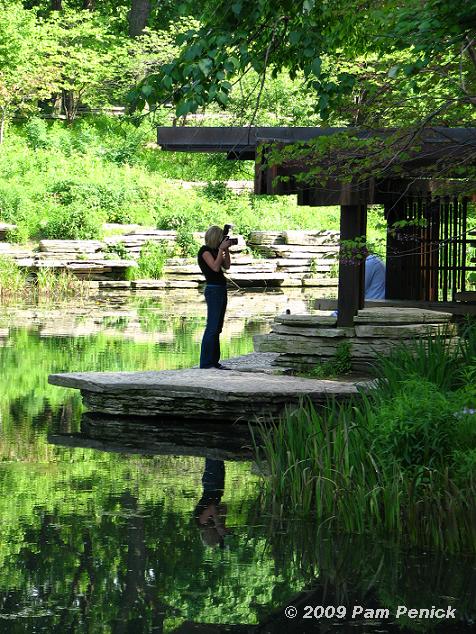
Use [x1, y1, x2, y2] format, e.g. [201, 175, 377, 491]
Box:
[0, 256, 88, 303]
[0, 257, 29, 299]
[0, 121, 362, 243]
[104, 241, 132, 260]
[24, 116, 50, 150]
[40, 204, 104, 240]
[306, 341, 352, 378]
[372, 330, 467, 394]
[134, 0, 476, 130]
[256, 324, 476, 552]
[174, 226, 201, 258]
[135, 240, 170, 279]
[35, 268, 88, 301]
[0, 2, 58, 141]
[367, 378, 455, 471]
[338, 235, 369, 265]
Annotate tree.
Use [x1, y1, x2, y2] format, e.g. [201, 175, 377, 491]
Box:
[131, 0, 476, 129]
[0, 2, 59, 143]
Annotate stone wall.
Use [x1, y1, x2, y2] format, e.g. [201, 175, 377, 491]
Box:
[254, 307, 458, 372]
[0, 225, 340, 287]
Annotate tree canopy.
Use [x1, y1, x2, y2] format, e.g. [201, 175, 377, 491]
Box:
[133, 0, 476, 128]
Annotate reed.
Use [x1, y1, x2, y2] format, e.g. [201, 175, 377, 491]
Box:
[35, 268, 88, 301]
[0, 257, 29, 300]
[0, 258, 89, 304]
[254, 325, 476, 553]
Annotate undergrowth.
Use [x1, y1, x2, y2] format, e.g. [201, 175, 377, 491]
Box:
[254, 325, 476, 553]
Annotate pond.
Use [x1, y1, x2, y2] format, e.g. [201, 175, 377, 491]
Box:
[0, 289, 475, 633]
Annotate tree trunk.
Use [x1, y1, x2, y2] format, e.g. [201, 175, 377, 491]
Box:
[129, 0, 151, 37]
[83, 0, 95, 9]
[51, 0, 63, 9]
[62, 89, 76, 124]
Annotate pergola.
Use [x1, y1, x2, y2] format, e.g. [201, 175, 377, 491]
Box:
[157, 126, 476, 325]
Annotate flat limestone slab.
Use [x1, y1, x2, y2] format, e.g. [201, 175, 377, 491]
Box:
[275, 314, 337, 326]
[354, 307, 452, 324]
[355, 323, 455, 337]
[48, 368, 361, 420]
[132, 279, 199, 289]
[272, 324, 355, 338]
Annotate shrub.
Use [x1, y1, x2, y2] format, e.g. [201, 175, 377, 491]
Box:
[104, 242, 132, 260]
[24, 117, 50, 150]
[201, 181, 232, 201]
[135, 241, 170, 279]
[40, 205, 104, 240]
[0, 184, 23, 223]
[452, 448, 476, 486]
[103, 129, 146, 166]
[174, 226, 201, 258]
[307, 341, 352, 378]
[366, 378, 456, 471]
[48, 179, 154, 225]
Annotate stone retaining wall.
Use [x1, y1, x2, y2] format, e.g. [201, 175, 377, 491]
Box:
[0, 225, 340, 287]
[254, 307, 457, 371]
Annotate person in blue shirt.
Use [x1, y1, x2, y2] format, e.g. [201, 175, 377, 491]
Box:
[365, 254, 386, 300]
[331, 254, 386, 317]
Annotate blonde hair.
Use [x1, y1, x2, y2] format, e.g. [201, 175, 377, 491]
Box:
[204, 225, 224, 249]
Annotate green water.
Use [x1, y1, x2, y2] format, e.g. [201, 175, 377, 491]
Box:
[0, 291, 475, 633]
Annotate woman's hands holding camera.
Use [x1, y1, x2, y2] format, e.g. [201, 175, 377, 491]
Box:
[219, 237, 232, 251]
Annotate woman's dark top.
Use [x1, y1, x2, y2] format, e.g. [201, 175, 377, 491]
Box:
[197, 246, 226, 285]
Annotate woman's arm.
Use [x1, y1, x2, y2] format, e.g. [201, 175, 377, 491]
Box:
[222, 246, 231, 270]
[202, 239, 232, 272]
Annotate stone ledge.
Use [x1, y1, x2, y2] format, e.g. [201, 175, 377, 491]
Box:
[275, 314, 337, 326]
[48, 368, 363, 420]
[354, 307, 453, 323]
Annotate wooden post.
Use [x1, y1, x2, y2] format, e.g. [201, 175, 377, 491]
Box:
[336, 205, 367, 326]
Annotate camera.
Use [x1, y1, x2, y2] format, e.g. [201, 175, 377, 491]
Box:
[223, 224, 238, 246]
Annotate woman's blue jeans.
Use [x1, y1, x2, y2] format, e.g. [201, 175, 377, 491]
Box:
[200, 284, 227, 368]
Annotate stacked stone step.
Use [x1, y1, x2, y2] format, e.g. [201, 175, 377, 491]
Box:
[103, 230, 176, 259]
[0, 242, 35, 266]
[36, 240, 137, 280]
[0, 226, 340, 286]
[254, 308, 457, 372]
[0, 224, 16, 241]
[248, 230, 339, 286]
[160, 236, 299, 287]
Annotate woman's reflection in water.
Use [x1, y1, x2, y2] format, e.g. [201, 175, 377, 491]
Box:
[193, 458, 230, 548]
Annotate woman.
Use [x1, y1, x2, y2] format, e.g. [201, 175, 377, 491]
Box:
[197, 225, 232, 369]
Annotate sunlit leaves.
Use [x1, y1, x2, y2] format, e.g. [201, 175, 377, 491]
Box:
[128, 0, 476, 129]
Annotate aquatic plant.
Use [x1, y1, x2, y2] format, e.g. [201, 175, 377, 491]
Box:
[0, 258, 89, 304]
[254, 325, 476, 553]
[0, 256, 29, 300]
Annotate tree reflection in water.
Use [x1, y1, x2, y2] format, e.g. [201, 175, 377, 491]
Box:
[0, 318, 475, 632]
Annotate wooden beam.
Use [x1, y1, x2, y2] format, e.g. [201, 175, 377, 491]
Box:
[157, 126, 476, 167]
[337, 205, 367, 326]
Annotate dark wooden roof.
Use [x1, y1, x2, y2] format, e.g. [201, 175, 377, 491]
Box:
[157, 126, 476, 163]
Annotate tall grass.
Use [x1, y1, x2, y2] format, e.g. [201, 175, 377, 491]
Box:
[0, 257, 30, 301]
[254, 323, 476, 553]
[0, 259, 89, 304]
